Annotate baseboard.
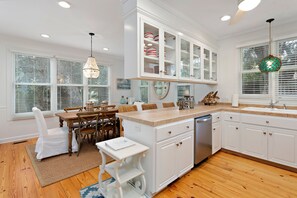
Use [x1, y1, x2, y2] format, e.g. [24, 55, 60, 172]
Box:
[221, 148, 297, 173]
[0, 133, 38, 144]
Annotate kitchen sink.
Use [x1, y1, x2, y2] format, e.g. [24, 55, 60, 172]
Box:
[242, 107, 297, 114]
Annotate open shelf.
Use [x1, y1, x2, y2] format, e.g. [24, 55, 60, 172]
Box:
[164, 60, 175, 64]
[105, 161, 144, 185]
[100, 181, 147, 198]
[144, 38, 159, 45]
[165, 45, 175, 50]
[144, 55, 159, 63]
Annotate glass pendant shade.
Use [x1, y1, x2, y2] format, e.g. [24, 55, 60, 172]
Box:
[83, 57, 100, 78]
[259, 55, 281, 72]
[83, 32, 100, 78]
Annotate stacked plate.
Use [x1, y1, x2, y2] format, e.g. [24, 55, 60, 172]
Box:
[144, 32, 154, 40]
[146, 47, 157, 57]
[153, 35, 159, 41]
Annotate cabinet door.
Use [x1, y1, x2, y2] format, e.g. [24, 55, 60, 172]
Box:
[241, 124, 267, 159]
[211, 52, 217, 81]
[163, 31, 177, 79]
[222, 121, 240, 152]
[142, 21, 161, 77]
[180, 38, 191, 79]
[203, 48, 210, 80]
[268, 127, 296, 167]
[212, 122, 222, 154]
[192, 43, 202, 80]
[156, 137, 178, 191]
[176, 132, 194, 177]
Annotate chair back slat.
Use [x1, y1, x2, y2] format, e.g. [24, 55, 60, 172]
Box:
[118, 105, 138, 112]
[76, 112, 100, 132]
[142, 103, 158, 111]
[162, 102, 175, 108]
[64, 106, 83, 113]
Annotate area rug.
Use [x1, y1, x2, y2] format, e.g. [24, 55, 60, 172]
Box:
[80, 178, 115, 198]
[26, 143, 112, 187]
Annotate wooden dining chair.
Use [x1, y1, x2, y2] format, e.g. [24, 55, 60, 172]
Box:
[142, 103, 158, 111]
[118, 105, 138, 136]
[99, 109, 118, 140]
[64, 106, 83, 113]
[75, 111, 100, 156]
[162, 102, 175, 108]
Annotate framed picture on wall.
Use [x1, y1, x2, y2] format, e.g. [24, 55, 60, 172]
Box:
[116, 78, 131, 90]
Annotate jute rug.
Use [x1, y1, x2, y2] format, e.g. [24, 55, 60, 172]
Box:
[26, 143, 112, 187]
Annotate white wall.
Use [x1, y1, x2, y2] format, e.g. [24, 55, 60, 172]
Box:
[218, 21, 297, 104]
[0, 34, 131, 143]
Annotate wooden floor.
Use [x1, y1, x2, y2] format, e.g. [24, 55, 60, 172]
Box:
[1, 139, 297, 198]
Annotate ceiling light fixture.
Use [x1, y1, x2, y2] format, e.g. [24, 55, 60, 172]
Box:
[41, 34, 50, 38]
[259, 18, 282, 72]
[178, 32, 184, 36]
[58, 1, 71, 9]
[103, 47, 109, 51]
[221, 15, 231, 21]
[238, 0, 261, 11]
[83, 33, 99, 78]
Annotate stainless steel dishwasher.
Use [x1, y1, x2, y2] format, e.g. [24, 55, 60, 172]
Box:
[194, 115, 212, 165]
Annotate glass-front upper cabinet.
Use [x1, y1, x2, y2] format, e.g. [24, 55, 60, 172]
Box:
[212, 52, 218, 81]
[163, 31, 177, 78]
[180, 39, 191, 78]
[192, 44, 202, 80]
[203, 48, 210, 80]
[143, 22, 160, 75]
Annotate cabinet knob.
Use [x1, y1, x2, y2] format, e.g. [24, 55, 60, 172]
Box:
[168, 131, 172, 134]
[236, 127, 238, 130]
[176, 143, 179, 147]
[263, 131, 266, 135]
[217, 117, 220, 119]
[269, 133, 272, 136]
[159, 70, 163, 73]
[213, 128, 216, 131]
[186, 126, 189, 129]
[230, 117, 233, 119]
[180, 142, 182, 145]
[266, 121, 269, 124]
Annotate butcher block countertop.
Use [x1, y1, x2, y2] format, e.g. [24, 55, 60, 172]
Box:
[116, 104, 297, 127]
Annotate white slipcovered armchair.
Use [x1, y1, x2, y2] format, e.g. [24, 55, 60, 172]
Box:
[32, 107, 78, 160]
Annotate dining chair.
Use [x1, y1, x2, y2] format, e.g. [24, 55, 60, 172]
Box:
[117, 105, 138, 136]
[142, 103, 158, 111]
[99, 109, 118, 140]
[32, 107, 78, 160]
[162, 102, 175, 108]
[64, 106, 83, 113]
[75, 111, 100, 156]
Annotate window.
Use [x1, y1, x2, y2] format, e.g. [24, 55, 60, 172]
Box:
[139, 80, 149, 103]
[177, 84, 192, 100]
[277, 38, 297, 99]
[15, 53, 51, 113]
[240, 44, 269, 96]
[13, 52, 110, 115]
[88, 65, 110, 105]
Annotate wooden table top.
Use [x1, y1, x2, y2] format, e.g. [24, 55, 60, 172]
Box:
[56, 109, 118, 120]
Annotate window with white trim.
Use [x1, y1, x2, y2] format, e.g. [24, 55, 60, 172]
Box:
[139, 80, 149, 103]
[14, 52, 110, 115]
[240, 44, 269, 96]
[276, 37, 297, 99]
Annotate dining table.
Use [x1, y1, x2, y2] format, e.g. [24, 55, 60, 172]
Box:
[55, 109, 118, 155]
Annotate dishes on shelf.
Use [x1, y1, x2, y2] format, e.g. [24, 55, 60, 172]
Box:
[144, 32, 154, 40]
[146, 47, 157, 57]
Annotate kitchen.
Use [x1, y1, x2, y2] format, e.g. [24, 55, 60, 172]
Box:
[1, 0, 297, 197]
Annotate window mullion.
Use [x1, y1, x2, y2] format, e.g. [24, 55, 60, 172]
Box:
[51, 57, 57, 112]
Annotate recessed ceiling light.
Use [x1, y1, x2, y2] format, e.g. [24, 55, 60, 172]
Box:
[103, 47, 109, 51]
[41, 34, 50, 38]
[178, 32, 184, 36]
[221, 15, 231, 21]
[238, 0, 261, 11]
[58, 1, 71, 9]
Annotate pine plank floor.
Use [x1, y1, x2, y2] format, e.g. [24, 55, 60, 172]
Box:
[1, 139, 297, 198]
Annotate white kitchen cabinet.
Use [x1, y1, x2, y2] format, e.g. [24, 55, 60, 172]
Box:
[124, 12, 217, 84]
[222, 121, 240, 152]
[241, 124, 268, 159]
[268, 127, 296, 167]
[212, 122, 222, 154]
[176, 133, 194, 176]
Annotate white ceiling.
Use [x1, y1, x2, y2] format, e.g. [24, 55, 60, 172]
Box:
[0, 0, 297, 56]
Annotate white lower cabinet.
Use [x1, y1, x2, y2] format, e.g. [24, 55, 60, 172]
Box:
[212, 122, 221, 154]
[222, 121, 240, 152]
[156, 131, 193, 192]
[268, 127, 296, 167]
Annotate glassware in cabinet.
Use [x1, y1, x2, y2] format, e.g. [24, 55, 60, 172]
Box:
[193, 44, 201, 80]
[180, 39, 190, 78]
[212, 52, 217, 81]
[204, 48, 210, 80]
[163, 32, 176, 77]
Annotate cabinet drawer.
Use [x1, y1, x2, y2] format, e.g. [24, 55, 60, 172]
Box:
[241, 114, 268, 126]
[156, 119, 193, 142]
[223, 112, 240, 122]
[212, 112, 221, 123]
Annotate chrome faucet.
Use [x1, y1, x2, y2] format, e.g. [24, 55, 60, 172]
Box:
[268, 99, 279, 109]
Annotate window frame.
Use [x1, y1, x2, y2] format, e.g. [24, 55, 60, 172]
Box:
[139, 80, 149, 103]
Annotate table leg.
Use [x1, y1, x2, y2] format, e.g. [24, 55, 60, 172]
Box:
[59, 117, 63, 127]
[67, 121, 73, 156]
[99, 150, 106, 192]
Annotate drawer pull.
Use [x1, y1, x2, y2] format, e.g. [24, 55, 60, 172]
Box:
[269, 133, 272, 136]
[186, 126, 190, 129]
[180, 142, 183, 145]
[266, 121, 269, 124]
[168, 131, 172, 134]
[176, 143, 179, 147]
[217, 117, 220, 119]
[213, 128, 216, 131]
[236, 127, 238, 130]
[263, 131, 266, 135]
[230, 117, 233, 119]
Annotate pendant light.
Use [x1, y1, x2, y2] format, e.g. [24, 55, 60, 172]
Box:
[259, 18, 282, 72]
[83, 33, 100, 78]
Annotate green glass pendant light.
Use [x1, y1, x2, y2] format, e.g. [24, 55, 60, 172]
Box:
[259, 18, 282, 72]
